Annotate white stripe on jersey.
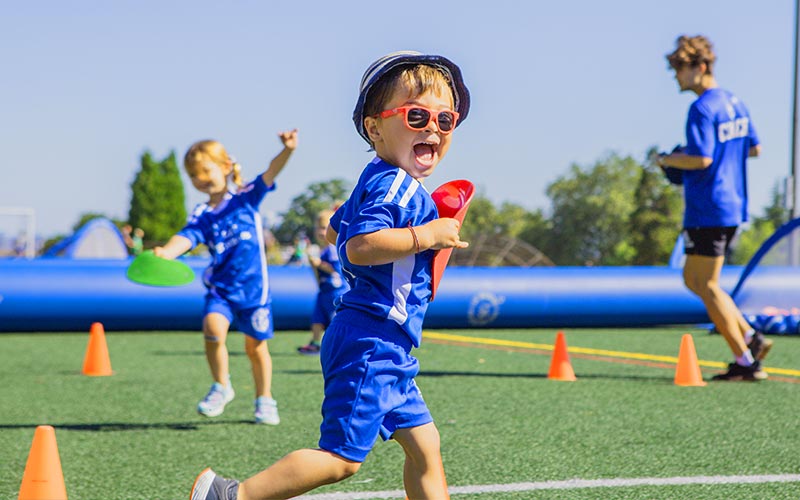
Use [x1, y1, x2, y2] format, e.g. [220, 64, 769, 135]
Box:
[252, 210, 269, 305]
[387, 253, 415, 325]
[397, 180, 419, 208]
[381, 169, 421, 208]
[383, 169, 407, 203]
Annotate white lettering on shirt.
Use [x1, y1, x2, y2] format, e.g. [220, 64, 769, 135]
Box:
[718, 117, 749, 143]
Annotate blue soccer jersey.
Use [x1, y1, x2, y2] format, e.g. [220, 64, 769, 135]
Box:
[317, 244, 346, 294]
[329, 158, 439, 347]
[178, 176, 275, 308]
[682, 88, 759, 228]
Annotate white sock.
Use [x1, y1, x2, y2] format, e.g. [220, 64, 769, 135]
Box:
[736, 350, 755, 367]
[743, 329, 755, 344]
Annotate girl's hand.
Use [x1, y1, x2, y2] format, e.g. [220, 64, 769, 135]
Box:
[279, 129, 299, 150]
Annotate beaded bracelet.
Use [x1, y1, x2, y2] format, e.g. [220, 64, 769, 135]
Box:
[407, 223, 420, 254]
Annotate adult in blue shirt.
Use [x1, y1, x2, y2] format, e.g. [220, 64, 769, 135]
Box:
[658, 35, 771, 381]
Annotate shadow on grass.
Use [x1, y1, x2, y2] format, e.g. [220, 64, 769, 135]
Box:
[280, 368, 674, 382]
[150, 350, 299, 358]
[150, 350, 245, 357]
[0, 419, 253, 432]
[421, 370, 675, 383]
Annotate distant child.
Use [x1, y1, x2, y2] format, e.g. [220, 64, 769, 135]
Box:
[190, 51, 470, 500]
[131, 227, 144, 255]
[155, 130, 298, 425]
[297, 208, 349, 355]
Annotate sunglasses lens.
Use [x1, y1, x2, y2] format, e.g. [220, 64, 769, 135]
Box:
[406, 108, 431, 129]
[437, 111, 456, 132]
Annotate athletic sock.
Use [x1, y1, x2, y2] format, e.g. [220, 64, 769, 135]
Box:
[736, 349, 755, 367]
[743, 329, 755, 344]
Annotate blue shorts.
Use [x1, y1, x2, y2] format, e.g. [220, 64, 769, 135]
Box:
[318, 309, 432, 462]
[204, 293, 274, 341]
[311, 290, 343, 327]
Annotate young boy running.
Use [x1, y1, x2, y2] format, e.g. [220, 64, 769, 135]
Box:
[191, 50, 470, 500]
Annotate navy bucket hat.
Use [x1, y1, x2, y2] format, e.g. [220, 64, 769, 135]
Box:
[353, 50, 471, 144]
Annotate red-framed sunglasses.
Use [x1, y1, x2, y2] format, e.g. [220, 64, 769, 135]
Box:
[378, 106, 460, 134]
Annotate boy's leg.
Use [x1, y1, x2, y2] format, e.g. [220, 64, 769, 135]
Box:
[236, 448, 360, 500]
[298, 324, 324, 354]
[683, 255, 748, 356]
[393, 423, 449, 500]
[310, 323, 325, 344]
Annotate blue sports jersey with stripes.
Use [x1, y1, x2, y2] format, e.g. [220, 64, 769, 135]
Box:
[329, 157, 438, 347]
[178, 176, 275, 308]
[682, 88, 759, 228]
[316, 244, 346, 294]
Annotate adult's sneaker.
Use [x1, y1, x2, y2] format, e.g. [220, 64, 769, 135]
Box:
[190, 468, 239, 500]
[254, 396, 280, 425]
[711, 361, 768, 382]
[747, 331, 773, 362]
[197, 382, 235, 417]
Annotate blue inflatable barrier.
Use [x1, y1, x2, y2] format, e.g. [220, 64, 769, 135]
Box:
[0, 259, 754, 332]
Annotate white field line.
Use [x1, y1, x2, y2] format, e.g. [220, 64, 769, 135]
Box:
[296, 474, 800, 499]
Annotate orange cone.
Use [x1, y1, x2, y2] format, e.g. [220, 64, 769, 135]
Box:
[82, 322, 113, 376]
[548, 331, 577, 381]
[18, 425, 68, 500]
[674, 333, 706, 386]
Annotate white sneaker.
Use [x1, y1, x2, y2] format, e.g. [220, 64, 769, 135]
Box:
[254, 396, 279, 425]
[197, 382, 235, 417]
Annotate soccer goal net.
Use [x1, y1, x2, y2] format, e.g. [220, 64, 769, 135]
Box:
[0, 207, 36, 258]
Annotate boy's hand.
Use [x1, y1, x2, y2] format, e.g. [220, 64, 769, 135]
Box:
[279, 129, 299, 150]
[421, 218, 469, 251]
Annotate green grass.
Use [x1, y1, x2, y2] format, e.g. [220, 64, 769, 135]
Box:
[2, 327, 799, 499]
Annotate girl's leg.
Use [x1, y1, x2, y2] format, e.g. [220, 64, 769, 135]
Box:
[393, 423, 449, 500]
[203, 313, 231, 384]
[244, 336, 272, 398]
[237, 449, 360, 500]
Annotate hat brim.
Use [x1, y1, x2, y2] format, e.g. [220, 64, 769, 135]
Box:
[353, 53, 470, 144]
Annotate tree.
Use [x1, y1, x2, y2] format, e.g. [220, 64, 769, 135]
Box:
[628, 148, 683, 265]
[543, 153, 642, 265]
[729, 183, 789, 264]
[273, 179, 350, 244]
[128, 150, 186, 244]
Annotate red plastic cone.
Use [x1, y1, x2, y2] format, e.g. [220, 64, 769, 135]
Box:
[674, 333, 706, 386]
[548, 331, 577, 381]
[82, 322, 113, 376]
[18, 425, 68, 500]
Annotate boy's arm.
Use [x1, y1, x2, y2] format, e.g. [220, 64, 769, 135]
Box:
[262, 129, 298, 187]
[325, 226, 338, 245]
[308, 256, 335, 274]
[153, 235, 192, 260]
[347, 218, 467, 266]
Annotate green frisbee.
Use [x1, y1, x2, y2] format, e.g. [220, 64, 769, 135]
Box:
[126, 250, 196, 287]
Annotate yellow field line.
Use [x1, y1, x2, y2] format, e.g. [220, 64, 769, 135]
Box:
[422, 331, 800, 378]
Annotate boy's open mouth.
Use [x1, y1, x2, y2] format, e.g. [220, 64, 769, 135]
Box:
[414, 142, 436, 166]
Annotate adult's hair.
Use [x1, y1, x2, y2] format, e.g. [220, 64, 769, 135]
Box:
[666, 35, 716, 75]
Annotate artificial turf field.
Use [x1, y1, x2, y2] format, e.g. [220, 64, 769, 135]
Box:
[2, 326, 799, 499]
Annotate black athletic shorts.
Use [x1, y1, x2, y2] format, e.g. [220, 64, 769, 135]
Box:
[683, 226, 738, 257]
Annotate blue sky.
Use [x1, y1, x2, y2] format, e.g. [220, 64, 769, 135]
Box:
[1, 1, 795, 237]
